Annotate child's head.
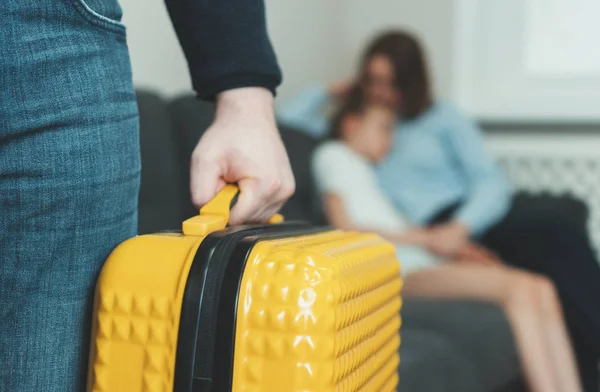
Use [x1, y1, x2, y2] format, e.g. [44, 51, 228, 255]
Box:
[329, 90, 395, 163]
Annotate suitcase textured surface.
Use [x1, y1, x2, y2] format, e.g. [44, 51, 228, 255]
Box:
[87, 185, 402, 392]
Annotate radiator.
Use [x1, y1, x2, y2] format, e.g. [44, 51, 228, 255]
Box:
[487, 133, 600, 260]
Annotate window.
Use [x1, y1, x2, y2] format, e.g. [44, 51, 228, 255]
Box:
[453, 0, 600, 121]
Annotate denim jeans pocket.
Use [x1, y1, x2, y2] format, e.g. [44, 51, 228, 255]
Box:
[70, 0, 126, 36]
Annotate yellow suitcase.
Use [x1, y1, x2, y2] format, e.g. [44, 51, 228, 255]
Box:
[87, 185, 402, 392]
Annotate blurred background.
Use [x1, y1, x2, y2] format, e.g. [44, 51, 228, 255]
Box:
[123, 0, 600, 257]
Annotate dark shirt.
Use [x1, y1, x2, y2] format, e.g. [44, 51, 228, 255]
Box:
[165, 0, 282, 99]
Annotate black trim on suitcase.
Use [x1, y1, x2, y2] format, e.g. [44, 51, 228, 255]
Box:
[174, 223, 316, 392]
[211, 227, 329, 392]
[174, 232, 222, 392]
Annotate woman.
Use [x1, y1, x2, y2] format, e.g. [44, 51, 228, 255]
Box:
[279, 30, 600, 392]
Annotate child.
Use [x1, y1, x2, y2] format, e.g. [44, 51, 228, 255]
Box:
[312, 92, 446, 276]
[312, 93, 583, 392]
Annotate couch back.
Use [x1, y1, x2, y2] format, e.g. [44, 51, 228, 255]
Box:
[137, 90, 324, 234]
[137, 90, 590, 250]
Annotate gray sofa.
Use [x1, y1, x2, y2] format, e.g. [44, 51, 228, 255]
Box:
[136, 90, 525, 392]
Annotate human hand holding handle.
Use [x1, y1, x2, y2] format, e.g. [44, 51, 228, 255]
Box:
[189, 87, 295, 226]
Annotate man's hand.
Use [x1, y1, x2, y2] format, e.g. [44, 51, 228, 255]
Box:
[190, 87, 295, 225]
[426, 222, 470, 257]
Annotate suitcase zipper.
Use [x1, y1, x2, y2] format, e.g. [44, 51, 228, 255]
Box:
[195, 225, 327, 389]
[175, 223, 314, 392]
[193, 232, 247, 382]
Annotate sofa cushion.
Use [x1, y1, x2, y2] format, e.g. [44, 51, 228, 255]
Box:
[399, 328, 477, 392]
[137, 90, 184, 234]
[278, 124, 324, 223]
[401, 298, 521, 392]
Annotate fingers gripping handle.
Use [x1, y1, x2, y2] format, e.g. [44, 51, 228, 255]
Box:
[200, 184, 284, 224]
[200, 184, 239, 224]
[182, 184, 284, 236]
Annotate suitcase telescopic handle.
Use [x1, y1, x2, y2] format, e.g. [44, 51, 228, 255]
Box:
[182, 184, 284, 236]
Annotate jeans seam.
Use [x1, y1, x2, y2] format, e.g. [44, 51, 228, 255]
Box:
[70, 0, 126, 37]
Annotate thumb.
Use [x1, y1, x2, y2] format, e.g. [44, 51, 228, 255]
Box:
[190, 157, 225, 208]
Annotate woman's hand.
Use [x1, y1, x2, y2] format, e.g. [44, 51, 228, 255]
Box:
[190, 87, 295, 225]
[426, 222, 470, 257]
[454, 243, 502, 266]
[328, 79, 354, 100]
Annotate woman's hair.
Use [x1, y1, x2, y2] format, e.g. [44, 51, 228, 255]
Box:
[328, 86, 367, 140]
[361, 30, 432, 119]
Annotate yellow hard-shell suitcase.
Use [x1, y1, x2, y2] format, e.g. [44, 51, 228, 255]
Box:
[87, 185, 402, 392]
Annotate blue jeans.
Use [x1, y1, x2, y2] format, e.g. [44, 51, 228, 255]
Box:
[0, 1, 140, 390]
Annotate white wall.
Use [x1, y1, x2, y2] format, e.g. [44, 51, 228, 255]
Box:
[121, 0, 190, 96]
[264, 0, 342, 100]
[120, 0, 342, 100]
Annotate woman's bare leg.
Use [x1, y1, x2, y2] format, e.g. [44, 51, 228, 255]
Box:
[403, 264, 581, 392]
[534, 278, 583, 392]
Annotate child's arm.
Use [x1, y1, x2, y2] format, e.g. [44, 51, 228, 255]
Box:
[322, 193, 431, 246]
